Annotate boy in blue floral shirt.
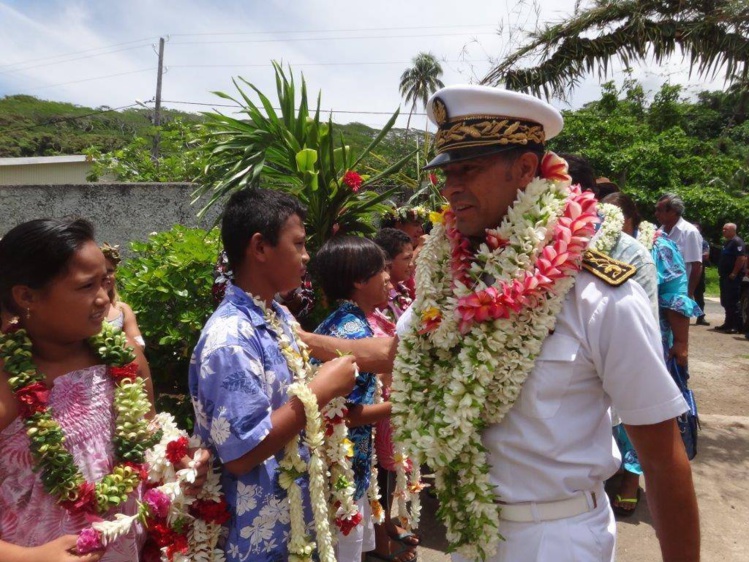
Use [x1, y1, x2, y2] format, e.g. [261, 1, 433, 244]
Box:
[189, 188, 357, 562]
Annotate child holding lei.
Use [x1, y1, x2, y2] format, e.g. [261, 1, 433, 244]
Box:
[0, 218, 208, 562]
[312, 236, 410, 562]
[189, 188, 358, 562]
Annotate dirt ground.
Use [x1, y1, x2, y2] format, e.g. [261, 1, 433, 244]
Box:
[407, 298, 749, 562]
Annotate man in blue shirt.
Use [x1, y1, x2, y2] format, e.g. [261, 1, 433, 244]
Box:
[716, 223, 747, 334]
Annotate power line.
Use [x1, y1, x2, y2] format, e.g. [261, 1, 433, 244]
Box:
[171, 31, 497, 46]
[159, 99, 427, 117]
[168, 24, 496, 37]
[170, 58, 477, 69]
[26, 68, 156, 91]
[0, 37, 159, 72]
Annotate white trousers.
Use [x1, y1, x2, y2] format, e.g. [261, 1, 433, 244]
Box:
[452, 492, 616, 562]
[335, 496, 376, 562]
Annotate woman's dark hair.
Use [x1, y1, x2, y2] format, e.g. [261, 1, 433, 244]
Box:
[374, 228, 412, 260]
[312, 236, 386, 301]
[221, 188, 307, 270]
[601, 192, 642, 229]
[0, 218, 95, 314]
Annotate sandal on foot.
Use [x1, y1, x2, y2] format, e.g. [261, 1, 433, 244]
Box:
[612, 488, 641, 518]
[389, 529, 420, 547]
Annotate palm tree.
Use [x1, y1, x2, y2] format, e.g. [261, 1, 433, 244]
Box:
[482, 0, 748, 116]
[399, 52, 445, 141]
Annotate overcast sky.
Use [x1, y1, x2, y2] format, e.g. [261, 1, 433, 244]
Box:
[0, 0, 725, 129]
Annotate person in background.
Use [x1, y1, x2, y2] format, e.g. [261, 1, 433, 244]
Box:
[100, 244, 145, 348]
[595, 177, 620, 200]
[312, 236, 404, 562]
[373, 228, 415, 322]
[693, 222, 710, 326]
[654, 193, 703, 299]
[602, 192, 702, 516]
[715, 223, 747, 334]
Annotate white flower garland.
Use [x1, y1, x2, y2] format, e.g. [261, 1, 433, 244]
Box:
[391, 173, 604, 560]
[637, 220, 657, 251]
[590, 203, 624, 255]
[250, 293, 359, 560]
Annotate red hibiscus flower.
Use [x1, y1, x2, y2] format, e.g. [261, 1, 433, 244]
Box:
[15, 382, 50, 418]
[110, 361, 138, 383]
[146, 518, 175, 547]
[60, 482, 98, 515]
[165, 437, 189, 465]
[190, 497, 231, 525]
[342, 170, 363, 192]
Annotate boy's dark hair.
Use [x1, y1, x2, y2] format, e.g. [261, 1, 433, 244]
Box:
[374, 228, 412, 260]
[221, 188, 306, 270]
[312, 236, 386, 301]
[0, 218, 95, 314]
[601, 192, 642, 229]
[559, 153, 598, 195]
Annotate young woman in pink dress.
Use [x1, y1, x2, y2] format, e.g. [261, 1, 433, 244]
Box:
[0, 218, 206, 562]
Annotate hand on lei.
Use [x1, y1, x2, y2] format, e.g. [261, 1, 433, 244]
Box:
[391, 152, 611, 560]
[249, 293, 360, 562]
[0, 322, 229, 561]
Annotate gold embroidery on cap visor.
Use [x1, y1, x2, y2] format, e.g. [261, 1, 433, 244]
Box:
[434, 116, 546, 154]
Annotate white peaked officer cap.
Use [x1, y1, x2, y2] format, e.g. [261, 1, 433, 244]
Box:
[424, 85, 564, 169]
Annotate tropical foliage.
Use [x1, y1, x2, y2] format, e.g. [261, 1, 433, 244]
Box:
[549, 80, 749, 243]
[117, 226, 220, 400]
[399, 52, 445, 137]
[193, 63, 414, 251]
[483, 0, 749, 118]
[85, 120, 204, 182]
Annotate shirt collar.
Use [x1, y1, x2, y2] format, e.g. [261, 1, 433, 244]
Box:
[224, 283, 287, 328]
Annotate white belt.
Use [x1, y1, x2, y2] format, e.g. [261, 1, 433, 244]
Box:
[496, 489, 600, 523]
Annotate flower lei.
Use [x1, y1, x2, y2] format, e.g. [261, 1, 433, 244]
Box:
[79, 417, 229, 562]
[590, 203, 624, 255]
[636, 220, 657, 251]
[0, 322, 158, 516]
[251, 294, 359, 562]
[0, 322, 228, 561]
[391, 152, 603, 560]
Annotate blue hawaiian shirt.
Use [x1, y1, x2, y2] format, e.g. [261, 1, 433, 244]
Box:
[314, 301, 377, 501]
[189, 283, 312, 562]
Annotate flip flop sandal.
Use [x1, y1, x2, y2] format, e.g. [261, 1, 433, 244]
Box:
[389, 530, 420, 547]
[612, 488, 642, 518]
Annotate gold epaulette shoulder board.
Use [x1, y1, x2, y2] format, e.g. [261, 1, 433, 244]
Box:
[581, 249, 637, 287]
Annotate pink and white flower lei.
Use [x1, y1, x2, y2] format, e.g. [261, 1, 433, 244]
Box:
[391, 152, 606, 560]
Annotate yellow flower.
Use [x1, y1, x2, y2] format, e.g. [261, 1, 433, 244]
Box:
[342, 438, 354, 458]
[429, 209, 445, 225]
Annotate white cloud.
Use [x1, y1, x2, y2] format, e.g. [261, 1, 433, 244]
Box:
[0, 0, 728, 128]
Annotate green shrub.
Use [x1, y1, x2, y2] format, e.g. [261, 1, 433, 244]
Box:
[118, 226, 219, 415]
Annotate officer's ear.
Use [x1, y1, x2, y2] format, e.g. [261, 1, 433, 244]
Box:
[515, 151, 540, 185]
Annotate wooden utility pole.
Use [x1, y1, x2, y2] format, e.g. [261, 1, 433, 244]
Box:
[152, 37, 165, 163]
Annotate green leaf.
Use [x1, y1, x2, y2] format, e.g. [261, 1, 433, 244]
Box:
[295, 148, 318, 172]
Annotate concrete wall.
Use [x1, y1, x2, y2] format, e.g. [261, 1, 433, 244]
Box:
[0, 183, 221, 254]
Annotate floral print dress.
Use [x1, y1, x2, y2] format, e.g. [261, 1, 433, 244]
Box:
[0, 365, 145, 560]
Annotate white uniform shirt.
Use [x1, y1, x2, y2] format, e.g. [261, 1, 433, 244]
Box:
[396, 272, 687, 504]
[661, 217, 703, 278]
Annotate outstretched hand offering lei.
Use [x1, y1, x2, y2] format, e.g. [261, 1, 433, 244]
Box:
[391, 152, 612, 560]
[0, 322, 229, 562]
[250, 294, 360, 562]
